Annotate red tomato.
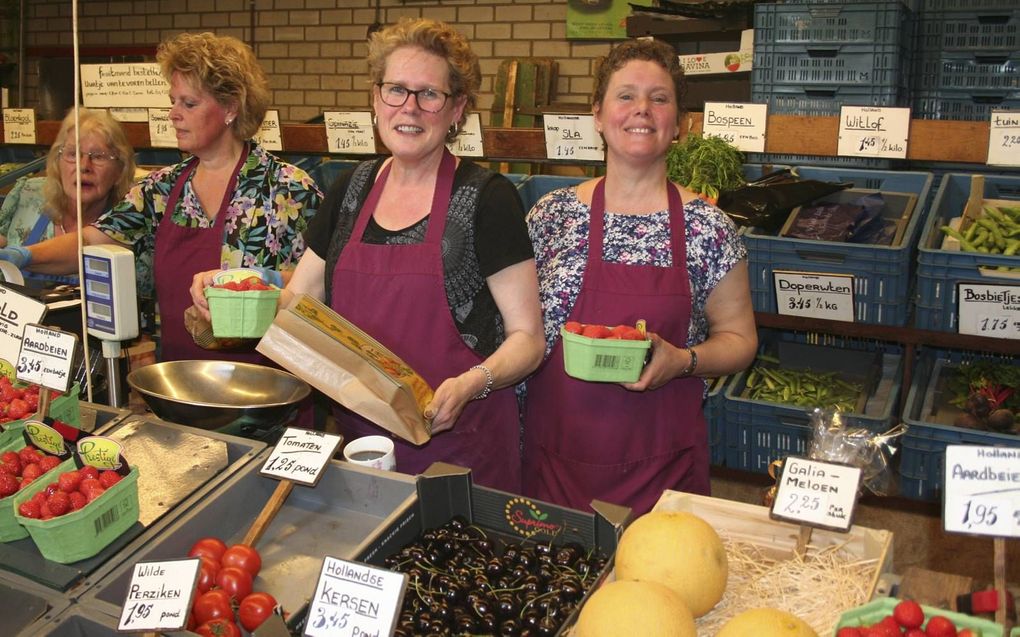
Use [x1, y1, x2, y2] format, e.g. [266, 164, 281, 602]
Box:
[195, 556, 220, 594]
[192, 589, 233, 626]
[924, 615, 957, 637]
[563, 321, 584, 335]
[221, 544, 261, 577]
[893, 599, 925, 629]
[238, 591, 278, 632]
[195, 618, 241, 637]
[189, 537, 229, 563]
[215, 566, 253, 602]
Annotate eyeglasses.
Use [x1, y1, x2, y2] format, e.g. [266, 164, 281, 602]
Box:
[58, 146, 121, 165]
[376, 82, 452, 113]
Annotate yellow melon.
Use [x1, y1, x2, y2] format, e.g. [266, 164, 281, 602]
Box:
[716, 607, 818, 637]
[574, 579, 696, 637]
[614, 510, 727, 617]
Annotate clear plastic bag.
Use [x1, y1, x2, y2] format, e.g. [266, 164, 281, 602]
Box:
[807, 408, 907, 497]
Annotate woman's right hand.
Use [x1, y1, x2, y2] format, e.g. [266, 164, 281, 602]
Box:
[188, 269, 222, 321]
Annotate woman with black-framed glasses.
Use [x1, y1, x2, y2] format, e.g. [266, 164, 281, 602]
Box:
[0, 108, 136, 285]
[262, 17, 545, 492]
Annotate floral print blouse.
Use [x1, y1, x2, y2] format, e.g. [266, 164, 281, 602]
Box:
[527, 185, 747, 356]
[94, 143, 322, 300]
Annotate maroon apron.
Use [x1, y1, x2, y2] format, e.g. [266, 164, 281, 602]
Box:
[329, 151, 521, 492]
[522, 178, 709, 514]
[153, 149, 262, 364]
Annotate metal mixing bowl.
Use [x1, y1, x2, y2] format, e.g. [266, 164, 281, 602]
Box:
[126, 360, 311, 437]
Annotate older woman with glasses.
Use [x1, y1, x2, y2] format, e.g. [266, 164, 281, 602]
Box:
[241, 17, 544, 491]
[0, 108, 136, 285]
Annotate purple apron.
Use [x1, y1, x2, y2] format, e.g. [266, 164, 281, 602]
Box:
[329, 151, 521, 492]
[153, 149, 262, 364]
[522, 178, 709, 514]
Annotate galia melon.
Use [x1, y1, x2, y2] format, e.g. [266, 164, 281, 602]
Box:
[614, 510, 727, 617]
[716, 607, 818, 637]
[574, 579, 696, 637]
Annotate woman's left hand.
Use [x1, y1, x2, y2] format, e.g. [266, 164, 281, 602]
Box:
[423, 369, 486, 434]
[188, 269, 223, 321]
[622, 332, 686, 392]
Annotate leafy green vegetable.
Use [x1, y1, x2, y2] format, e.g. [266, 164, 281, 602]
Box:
[665, 134, 746, 201]
[947, 359, 1020, 414]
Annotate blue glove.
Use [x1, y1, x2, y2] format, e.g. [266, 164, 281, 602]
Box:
[0, 246, 31, 269]
[251, 267, 283, 288]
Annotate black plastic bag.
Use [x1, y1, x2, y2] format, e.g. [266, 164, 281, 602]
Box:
[717, 170, 853, 232]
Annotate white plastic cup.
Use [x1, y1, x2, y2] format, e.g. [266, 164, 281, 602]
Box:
[342, 435, 396, 471]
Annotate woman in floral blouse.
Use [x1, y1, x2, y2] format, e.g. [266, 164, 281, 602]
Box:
[1, 32, 322, 362]
[522, 39, 757, 514]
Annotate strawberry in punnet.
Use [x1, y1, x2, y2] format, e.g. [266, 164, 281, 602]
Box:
[0, 471, 17, 497]
[58, 469, 82, 493]
[581, 324, 613, 339]
[38, 455, 61, 472]
[47, 491, 70, 516]
[893, 599, 924, 630]
[564, 321, 584, 335]
[99, 470, 123, 488]
[79, 465, 100, 481]
[0, 451, 19, 475]
[17, 499, 40, 519]
[18, 446, 43, 466]
[21, 463, 42, 481]
[67, 491, 87, 512]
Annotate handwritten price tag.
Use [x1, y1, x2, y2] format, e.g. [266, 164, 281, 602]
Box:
[837, 106, 910, 159]
[323, 112, 376, 155]
[987, 109, 1020, 167]
[16, 324, 78, 392]
[3, 108, 37, 144]
[118, 558, 200, 632]
[769, 457, 862, 532]
[448, 112, 484, 158]
[956, 283, 1020, 340]
[0, 286, 47, 381]
[261, 427, 343, 486]
[773, 271, 855, 322]
[254, 109, 284, 152]
[703, 102, 767, 153]
[147, 108, 178, 148]
[943, 446, 1020, 538]
[543, 114, 604, 162]
[305, 556, 407, 637]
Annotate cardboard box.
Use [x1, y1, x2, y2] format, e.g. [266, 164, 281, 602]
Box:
[781, 188, 919, 248]
[257, 294, 433, 444]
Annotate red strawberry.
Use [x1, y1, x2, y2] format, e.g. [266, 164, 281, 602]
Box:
[38, 502, 53, 520]
[42, 482, 60, 498]
[0, 452, 19, 476]
[580, 324, 613, 339]
[564, 321, 584, 335]
[68, 491, 87, 511]
[38, 455, 61, 473]
[58, 470, 82, 493]
[0, 472, 17, 497]
[82, 484, 106, 503]
[18, 446, 42, 466]
[47, 491, 70, 516]
[99, 471, 123, 488]
[21, 463, 42, 481]
[6, 398, 29, 420]
[18, 499, 40, 518]
[79, 466, 100, 481]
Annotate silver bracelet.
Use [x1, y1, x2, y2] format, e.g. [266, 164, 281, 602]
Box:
[680, 347, 698, 377]
[470, 364, 494, 400]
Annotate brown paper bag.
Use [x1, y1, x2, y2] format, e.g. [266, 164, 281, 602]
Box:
[256, 294, 433, 445]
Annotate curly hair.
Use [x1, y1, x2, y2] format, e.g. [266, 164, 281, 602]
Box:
[367, 18, 480, 143]
[592, 39, 686, 120]
[157, 32, 269, 141]
[43, 108, 136, 222]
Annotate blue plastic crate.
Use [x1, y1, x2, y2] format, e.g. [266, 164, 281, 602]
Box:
[751, 84, 907, 116]
[516, 174, 587, 211]
[723, 331, 903, 474]
[916, 10, 1020, 55]
[746, 153, 897, 170]
[912, 88, 1020, 120]
[913, 52, 1020, 92]
[755, 2, 910, 47]
[744, 165, 934, 325]
[923, 0, 1020, 12]
[754, 42, 907, 88]
[704, 376, 728, 467]
[898, 348, 1020, 501]
[914, 173, 1020, 331]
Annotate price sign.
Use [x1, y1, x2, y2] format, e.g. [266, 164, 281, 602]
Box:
[448, 112, 484, 157]
[773, 271, 855, 322]
[0, 286, 47, 381]
[81, 63, 171, 109]
[16, 324, 78, 392]
[703, 102, 767, 153]
[987, 110, 1020, 167]
[260, 427, 343, 486]
[543, 114, 604, 162]
[323, 111, 376, 155]
[943, 446, 1020, 538]
[956, 283, 1020, 340]
[147, 108, 178, 148]
[769, 456, 862, 532]
[254, 109, 284, 152]
[118, 558, 200, 632]
[3, 108, 37, 144]
[305, 556, 407, 637]
[837, 106, 910, 159]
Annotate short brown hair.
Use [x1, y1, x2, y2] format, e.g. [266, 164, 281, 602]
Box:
[157, 32, 269, 141]
[367, 18, 480, 142]
[592, 39, 686, 119]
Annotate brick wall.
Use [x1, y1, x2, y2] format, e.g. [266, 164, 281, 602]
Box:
[20, 0, 613, 124]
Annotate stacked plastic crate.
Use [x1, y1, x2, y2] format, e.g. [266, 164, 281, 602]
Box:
[749, 1, 914, 167]
[911, 0, 1020, 121]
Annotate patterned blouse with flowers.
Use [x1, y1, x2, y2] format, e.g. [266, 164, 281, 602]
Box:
[94, 143, 322, 301]
[527, 185, 747, 357]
